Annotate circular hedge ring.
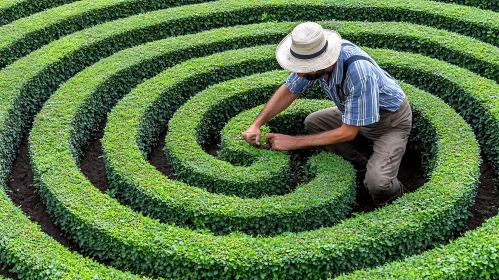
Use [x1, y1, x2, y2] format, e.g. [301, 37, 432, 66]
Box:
[0, 0, 497, 278]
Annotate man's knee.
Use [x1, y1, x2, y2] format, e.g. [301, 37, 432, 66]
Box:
[364, 172, 402, 205]
[304, 113, 320, 133]
[304, 108, 342, 133]
[364, 172, 392, 193]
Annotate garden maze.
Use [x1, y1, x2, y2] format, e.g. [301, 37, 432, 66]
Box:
[0, 0, 499, 279]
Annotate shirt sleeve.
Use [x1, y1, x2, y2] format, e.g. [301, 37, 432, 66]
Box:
[342, 74, 380, 126]
[285, 72, 315, 94]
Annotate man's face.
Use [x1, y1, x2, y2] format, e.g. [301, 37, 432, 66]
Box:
[298, 68, 329, 80]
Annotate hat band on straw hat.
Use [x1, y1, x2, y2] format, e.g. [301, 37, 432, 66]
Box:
[290, 40, 329, 60]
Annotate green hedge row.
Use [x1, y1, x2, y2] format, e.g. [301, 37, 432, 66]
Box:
[103, 48, 355, 236]
[1, 0, 498, 70]
[158, 70, 355, 233]
[432, 0, 499, 12]
[337, 217, 499, 279]
[0, 17, 494, 277]
[0, 0, 492, 278]
[0, 0, 214, 69]
[0, 194, 143, 278]
[0, 0, 78, 26]
[29, 38, 479, 279]
[164, 73, 293, 199]
[164, 73, 329, 198]
[372, 50, 499, 175]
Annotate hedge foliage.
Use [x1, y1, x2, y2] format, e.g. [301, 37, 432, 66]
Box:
[0, 0, 78, 26]
[431, 0, 499, 12]
[0, 0, 496, 277]
[164, 73, 339, 199]
[164, 73, 293, 199]
[27, 37, 479, 278]
[0, 0, 213, 69]
[102, 47, 355, 236]
[337, 217, 499, 279]
[151, 70, 355, 234]
[0, 192, 143, 278]
[1, 0, 499, 70]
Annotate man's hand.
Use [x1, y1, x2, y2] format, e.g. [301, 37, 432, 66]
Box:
[265, 133, 297, 151]
[242, 126, 261, 147]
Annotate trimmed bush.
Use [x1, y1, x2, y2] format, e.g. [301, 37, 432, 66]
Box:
[0, 192, 143, 278]
[0, 14, 492, 276]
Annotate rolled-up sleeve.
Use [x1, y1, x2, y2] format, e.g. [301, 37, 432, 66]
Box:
[342, 74, 380, 126]
[285, 72, 315, 94]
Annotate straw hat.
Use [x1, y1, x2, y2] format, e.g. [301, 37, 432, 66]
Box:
[276, 22, 342, 73]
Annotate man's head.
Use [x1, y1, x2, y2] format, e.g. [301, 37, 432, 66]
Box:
[276, 22, 342, 74]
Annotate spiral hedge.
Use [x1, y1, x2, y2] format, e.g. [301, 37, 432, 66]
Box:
[0, 0, 498, 279]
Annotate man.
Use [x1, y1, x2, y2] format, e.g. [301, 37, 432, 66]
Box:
[242, 22, 412, 207]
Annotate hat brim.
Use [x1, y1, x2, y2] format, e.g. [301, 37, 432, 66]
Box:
[275, 29, 342, 73]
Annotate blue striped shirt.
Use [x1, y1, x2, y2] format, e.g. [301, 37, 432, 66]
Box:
[285, 40, 405, 126]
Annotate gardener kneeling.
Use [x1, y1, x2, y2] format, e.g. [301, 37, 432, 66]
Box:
[242, 22, 412, 207]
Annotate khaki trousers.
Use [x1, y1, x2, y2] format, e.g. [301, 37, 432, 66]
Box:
[304, 98, 412, 205]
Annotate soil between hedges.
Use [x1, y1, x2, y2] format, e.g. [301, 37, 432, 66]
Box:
[2, 121, 497, 277]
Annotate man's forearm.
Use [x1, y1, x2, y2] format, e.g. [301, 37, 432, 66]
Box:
[292, 129, 354, 149]
[251, 84, 299, 128]
[265, 124, 360, 151]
